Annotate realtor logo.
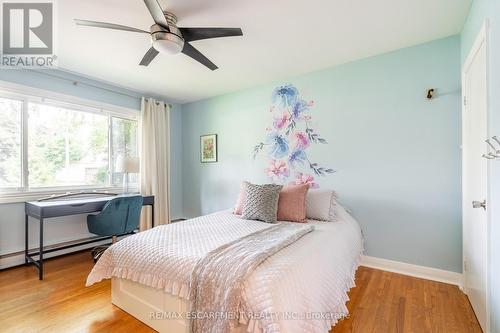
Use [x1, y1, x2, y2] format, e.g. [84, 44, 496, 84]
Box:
[1, 1, 57, 67]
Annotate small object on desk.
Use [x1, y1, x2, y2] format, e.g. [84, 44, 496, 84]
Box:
[38, 191, 117, 202]
[116, 155, 140, 193]
[25, 194, 154, 280]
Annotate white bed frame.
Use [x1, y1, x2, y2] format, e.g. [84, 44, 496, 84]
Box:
[112, 278, 190, 333]
[112, 278, 248, 333]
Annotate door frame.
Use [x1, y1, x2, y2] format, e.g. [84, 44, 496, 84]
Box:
[461, 20, 490, 332]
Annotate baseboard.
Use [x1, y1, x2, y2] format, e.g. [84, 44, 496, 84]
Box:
[361, 255, 463, 289]
[2, 246, 463, 290]
[0, 219, 182, 270]
[0, 238, 112, 270]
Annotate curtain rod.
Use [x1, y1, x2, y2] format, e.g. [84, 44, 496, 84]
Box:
[25, 70, 172, 107]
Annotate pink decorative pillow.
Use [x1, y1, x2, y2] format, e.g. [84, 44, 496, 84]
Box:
[277, 184, 309, 222]
[233, 181, 249, 215]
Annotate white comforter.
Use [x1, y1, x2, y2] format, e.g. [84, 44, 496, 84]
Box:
[87, 206, 363, 333]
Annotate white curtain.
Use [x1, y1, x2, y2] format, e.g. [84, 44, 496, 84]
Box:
[139, 97, 170, 230]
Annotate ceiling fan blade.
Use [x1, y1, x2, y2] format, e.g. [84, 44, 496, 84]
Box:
[74, 19, 149, 34]
[179, 27, 243, 42]
[143, 0, 169, 28]
[181, 42, 218, 70]
[139, 47, 160, 66]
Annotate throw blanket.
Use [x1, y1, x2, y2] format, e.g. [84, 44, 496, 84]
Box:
[86, 212, 275, 297]
[189, 223, 314, 333]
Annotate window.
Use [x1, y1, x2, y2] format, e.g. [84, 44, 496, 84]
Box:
[0, 97, 22, 188]
[111, 117, 139, 186]
[0, 90, 139, 195]
[28, 103, 110, 187]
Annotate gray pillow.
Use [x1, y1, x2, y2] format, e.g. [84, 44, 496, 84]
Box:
[241, 183, 283, 223]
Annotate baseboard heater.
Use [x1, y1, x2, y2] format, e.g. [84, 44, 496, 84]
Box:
[0, 234, 114, 264]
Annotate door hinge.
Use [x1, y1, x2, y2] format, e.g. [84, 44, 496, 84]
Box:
[463, 96, 467, 106]
[472, 200, 487, 210]
[464, 260, 467, 272]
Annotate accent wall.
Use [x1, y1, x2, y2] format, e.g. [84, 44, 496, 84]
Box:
[181, 35, 462, 273]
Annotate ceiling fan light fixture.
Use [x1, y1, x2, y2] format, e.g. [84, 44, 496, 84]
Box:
[75, 3, 243, 69]
[152, 32, 184, 55]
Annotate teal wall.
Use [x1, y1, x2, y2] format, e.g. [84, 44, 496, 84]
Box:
[0, 69, 141, 109]
[170, 105, 183, 218]
[181, 36, 463, 273]
[461, 0, 500, 330]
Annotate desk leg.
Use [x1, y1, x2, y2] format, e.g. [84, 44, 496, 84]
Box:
[151, 203, 155, 228]
[25, 214, 28, 265]
[39, 217, 44, 280]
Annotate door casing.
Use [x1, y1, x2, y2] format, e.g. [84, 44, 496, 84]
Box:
[461, 20, 490, 333]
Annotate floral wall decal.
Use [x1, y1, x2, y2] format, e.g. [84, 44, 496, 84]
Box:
[253, 84, 335, 188]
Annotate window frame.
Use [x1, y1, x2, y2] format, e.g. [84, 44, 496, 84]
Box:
[0, 81, 140, 203]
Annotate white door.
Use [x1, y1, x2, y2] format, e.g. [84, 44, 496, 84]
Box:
[462, 24, 489, 332]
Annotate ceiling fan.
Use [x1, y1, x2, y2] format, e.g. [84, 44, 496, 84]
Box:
[74, 0, 243, 70]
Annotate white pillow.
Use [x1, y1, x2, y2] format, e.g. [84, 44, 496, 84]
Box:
[306, 190, 337, 221]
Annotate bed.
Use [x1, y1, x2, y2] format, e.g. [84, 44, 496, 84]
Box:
[87, 205, 363, 333]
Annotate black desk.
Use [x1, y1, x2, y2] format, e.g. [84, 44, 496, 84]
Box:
[25, 195, 154, 280]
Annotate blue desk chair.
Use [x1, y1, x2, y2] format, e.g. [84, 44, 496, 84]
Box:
[87, 195, 143, 262]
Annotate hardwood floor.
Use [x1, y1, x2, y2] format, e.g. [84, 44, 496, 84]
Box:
[331, 267, 481, 333]
[0, 251, 481, 333]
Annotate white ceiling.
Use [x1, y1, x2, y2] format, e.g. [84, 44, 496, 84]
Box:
[58, 0, 472, 104]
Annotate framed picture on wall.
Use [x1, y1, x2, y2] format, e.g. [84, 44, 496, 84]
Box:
[200, 134, 218, 163]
